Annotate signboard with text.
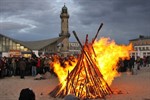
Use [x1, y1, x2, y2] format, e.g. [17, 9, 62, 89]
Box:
[9, 50, 21, 57]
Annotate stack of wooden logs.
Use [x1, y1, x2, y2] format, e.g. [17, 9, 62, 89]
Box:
[49, 23, 113, 99]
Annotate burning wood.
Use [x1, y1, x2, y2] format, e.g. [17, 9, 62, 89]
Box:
[49, 23, 132, 99]
[50, 23, 113, 99]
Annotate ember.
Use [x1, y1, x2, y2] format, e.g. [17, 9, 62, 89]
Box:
[49, 23, 132, 99]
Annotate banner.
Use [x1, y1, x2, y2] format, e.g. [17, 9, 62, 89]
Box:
[9, 50, 21, 57]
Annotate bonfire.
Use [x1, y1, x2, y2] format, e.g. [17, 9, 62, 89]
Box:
[49, 23, 132, 99]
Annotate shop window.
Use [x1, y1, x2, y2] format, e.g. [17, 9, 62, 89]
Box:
[146, 47, 149, 50]
[143, 47, 145, 50]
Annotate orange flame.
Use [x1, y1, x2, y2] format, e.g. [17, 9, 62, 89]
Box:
[93, 37, 132, 85]
[53, 56, 77, 83]
[52, 37, 132, 87]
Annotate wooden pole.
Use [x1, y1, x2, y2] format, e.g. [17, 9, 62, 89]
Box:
[73, 31, 103, 77]
[92, 23, 103, 44]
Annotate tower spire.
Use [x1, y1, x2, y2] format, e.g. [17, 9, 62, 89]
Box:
[60, 4, 70, 37]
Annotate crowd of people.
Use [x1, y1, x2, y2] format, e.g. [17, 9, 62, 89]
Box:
[0, 52, 150, 79]
[117, 56, 150, 73]
[0, 52, 78, 79]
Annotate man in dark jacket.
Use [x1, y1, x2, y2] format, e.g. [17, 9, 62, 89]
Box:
[19, 58, 26, 79]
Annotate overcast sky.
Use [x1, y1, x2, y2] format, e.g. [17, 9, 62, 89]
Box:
[0, 0, 150, 44]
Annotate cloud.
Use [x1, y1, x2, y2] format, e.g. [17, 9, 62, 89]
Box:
[0, 22, 29, 30]
[0, 0, 150, 44]
[72, 0, 150, 44]
[0, 0, 52, 14]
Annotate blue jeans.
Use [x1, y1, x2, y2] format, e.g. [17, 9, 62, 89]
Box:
[32, 66, 36, 76]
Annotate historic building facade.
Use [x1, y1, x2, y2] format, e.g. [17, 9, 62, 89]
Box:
[69, 42, 81, 55]
[0, 5, 80, 57]
[129, 35, 150, 59]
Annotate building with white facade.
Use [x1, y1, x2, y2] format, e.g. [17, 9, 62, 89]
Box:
[129, 35, 150, 59]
